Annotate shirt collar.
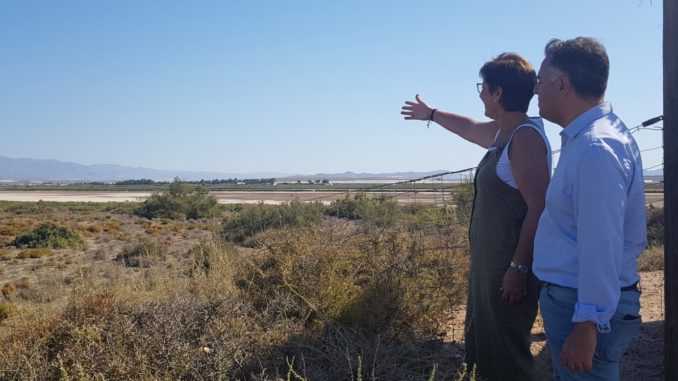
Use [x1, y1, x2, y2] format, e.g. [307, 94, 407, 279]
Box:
[560, 102, 613, 140]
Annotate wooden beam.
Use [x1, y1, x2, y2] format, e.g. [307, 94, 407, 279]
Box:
[664, 0, 678, 379]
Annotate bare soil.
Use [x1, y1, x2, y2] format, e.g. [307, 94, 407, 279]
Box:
[447, 270, 665, 380]
[0, 190, 471, 205]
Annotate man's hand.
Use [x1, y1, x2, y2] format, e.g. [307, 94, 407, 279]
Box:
[401, 94, 433, 121]
[500, 267, 527, 304]
[561, 322, 597, 372]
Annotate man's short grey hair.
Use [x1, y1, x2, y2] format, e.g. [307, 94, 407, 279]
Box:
[545, 37, 609, 99]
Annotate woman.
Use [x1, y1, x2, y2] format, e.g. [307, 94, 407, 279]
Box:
[401, 53, 551, 381]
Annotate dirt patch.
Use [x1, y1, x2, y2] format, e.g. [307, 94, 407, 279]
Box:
[447, 270, 665, 380]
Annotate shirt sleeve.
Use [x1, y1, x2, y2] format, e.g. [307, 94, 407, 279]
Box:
[571, 144, 627, 332]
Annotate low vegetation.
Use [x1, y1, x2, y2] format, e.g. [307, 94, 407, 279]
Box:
[10, 222, 84, 249]
[135, 178, 220, 220]
[114, 239, 165, 267]
[0, 196, 663, 380]
[0, 302, 17, 322]
[646, 205, 664, 247]
[638, 205, 664, 272]
[16, 248, 54, 259]
[223, 202, 323, 244]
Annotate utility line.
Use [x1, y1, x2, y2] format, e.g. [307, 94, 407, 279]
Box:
[306, 116, 664, 204]
[641, 146, 664, 153]
[629, 115, 663, 133]
[305, 167, 476, 202]
[644, 163, 664, 171]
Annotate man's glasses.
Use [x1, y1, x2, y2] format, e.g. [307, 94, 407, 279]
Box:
[476, 83, 484, 94]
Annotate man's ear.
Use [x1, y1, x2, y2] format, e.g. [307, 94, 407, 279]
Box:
[558, 75, 571, 95]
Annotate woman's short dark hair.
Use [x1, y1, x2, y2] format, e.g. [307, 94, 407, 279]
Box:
[479, 53, 536, 113]
[544, 37, 609, 99]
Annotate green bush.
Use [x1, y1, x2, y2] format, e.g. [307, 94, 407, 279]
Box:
[324, 194, 366, 220]
[0, 200, 53, 215]
[325, 194, 401, 228]
[222, 202, 323, 244]
[135, 178, 219, 220]
[10, 222, 84, 249]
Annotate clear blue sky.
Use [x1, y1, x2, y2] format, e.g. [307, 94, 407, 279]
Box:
[0, 1, 663, 175]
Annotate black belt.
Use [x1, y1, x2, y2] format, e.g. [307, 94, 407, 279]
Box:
[543, 281, 639, 292]
[621, 281, 640, 292]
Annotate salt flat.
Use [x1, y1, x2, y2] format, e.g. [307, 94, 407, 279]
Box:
[0, 190, 445, 205]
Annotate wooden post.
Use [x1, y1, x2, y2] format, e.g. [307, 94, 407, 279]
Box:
[664, 0, 678, 379]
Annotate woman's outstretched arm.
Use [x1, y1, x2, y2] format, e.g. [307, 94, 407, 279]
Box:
[401, 94, 498, 148]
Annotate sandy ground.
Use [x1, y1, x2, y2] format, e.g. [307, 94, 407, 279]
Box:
[0, 191, 151, 203]
[0, 190, 453, 205]
[0, 190, 663, 206]
[447, 270, 665, 380]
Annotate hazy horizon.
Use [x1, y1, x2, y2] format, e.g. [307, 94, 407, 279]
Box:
[1, 1, 664, 174]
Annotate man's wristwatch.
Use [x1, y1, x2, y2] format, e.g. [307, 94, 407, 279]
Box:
[510, 261, 529, 274]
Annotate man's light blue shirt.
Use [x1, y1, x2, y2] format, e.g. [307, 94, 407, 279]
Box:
[533, 102, 647, 332]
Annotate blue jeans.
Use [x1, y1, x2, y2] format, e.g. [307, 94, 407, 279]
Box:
[539, 283, 641, 381]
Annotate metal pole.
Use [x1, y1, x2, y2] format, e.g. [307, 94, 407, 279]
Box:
[664, 0, 678, 379]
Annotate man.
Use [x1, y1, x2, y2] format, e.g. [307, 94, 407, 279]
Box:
[533, 37, 646, 380]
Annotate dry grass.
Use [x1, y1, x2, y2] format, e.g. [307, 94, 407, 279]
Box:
[0, 301, 17, 321]
[0, 200, 476, 380]
[638, 245, 664, 272]
[16, 248, 54, 259]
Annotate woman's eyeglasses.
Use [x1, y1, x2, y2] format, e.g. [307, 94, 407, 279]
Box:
[476, 83, 484, 94]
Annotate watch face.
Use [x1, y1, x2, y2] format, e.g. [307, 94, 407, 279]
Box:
[511, 261, 528, 274]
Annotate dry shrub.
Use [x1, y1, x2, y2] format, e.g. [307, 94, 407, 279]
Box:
[0, 310, 57, 377]
[248, 222, 465, 333]
[83, 223, 102, 236]
[0, 282, 295, 380]
[638, 245, 664, 272]
[16, 248, 54, 259]
[292, 327, 467, 381]
[2, 282, 16, 300]
[0, 202, 472, 380]
[0, 219, 35, 238]
[646, 205, 663, 247]
[114, 239, 165, 267]
[17, 277, 31, 289]
[232, 218, 468, 379]
[0, 302, 17, 322]
[93, 249, 108, 261]
[102, 221, 121, 234]
[0, 248, 12, 261]
[0, 235, 13, 245]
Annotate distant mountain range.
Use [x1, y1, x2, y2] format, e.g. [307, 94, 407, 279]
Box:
[0, 156, 664, 183]
[643, 169, 664, 178]
[0, 156, 285, 182]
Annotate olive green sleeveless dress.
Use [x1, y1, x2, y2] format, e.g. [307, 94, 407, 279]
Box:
[463, 142, 541, 381]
